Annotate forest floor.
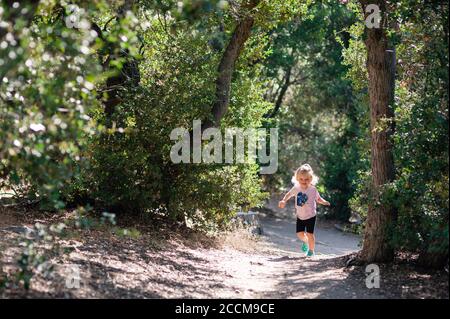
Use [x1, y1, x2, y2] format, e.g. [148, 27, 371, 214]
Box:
[0, 197, 448, 299]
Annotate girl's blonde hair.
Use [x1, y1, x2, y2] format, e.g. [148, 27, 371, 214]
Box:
[291, 164, 319, 186]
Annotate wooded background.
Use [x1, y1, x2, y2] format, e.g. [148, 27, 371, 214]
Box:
[0, 0, 448, 270]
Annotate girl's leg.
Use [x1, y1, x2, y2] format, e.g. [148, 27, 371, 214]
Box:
[296, 219, 308, 243]
[296, 231, 308, 243]
[306, 232, 315, 251]
[305, 216, 316, 253]
[297, 231, 309, 252]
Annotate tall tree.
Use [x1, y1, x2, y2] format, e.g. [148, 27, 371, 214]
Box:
[359, 0, 396, 263]
[204, 0, 261, 129]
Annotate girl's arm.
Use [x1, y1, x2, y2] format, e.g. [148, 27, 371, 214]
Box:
[316, 195, 331, 206]
[278, 187, 295, 208]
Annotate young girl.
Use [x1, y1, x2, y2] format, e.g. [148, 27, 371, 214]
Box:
[278, 164, 330, 257]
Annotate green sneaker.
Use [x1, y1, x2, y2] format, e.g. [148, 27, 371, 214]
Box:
[306, 250, 315, 257]
[301, 242, 308, 252]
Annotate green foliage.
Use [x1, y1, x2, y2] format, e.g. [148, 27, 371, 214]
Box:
[0, 1, 102, 209]
[262, 0, 363, 221]
[389, 3, 449, 263]
[0, 0, 142, 210]
[342, 0, 449, 265]
[72, 10, 268, 226]
[338, 22, 367, 91]
[1, 0, 448, 269]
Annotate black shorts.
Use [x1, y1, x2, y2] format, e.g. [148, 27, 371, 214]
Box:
[296, 216, 316, 234]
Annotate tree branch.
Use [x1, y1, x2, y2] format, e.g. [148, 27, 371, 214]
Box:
[203, 0, 261, 130]
[265, 66, 292, 118]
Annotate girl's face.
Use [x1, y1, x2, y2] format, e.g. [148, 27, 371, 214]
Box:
[297, 173, 312, 188]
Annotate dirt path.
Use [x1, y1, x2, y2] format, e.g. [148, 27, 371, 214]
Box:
[1, 206, 448, 299]
[201, 207, 446, 299]
[233, 202, 447, 299]
[253, 212, 377, 298]
[259, 213, 360, 257]
[220, 203, 386, 299]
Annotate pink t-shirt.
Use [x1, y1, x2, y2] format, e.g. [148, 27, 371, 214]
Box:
[286, 184, 320, 220]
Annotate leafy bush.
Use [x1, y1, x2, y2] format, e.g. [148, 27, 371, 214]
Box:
[0, 1, 104, 209]
[72, 15, 269, 226]
[343, 2, 449, 267]
[389, 9, 449, 266]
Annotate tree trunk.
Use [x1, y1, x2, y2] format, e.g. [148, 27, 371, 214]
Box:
[265, 66, 292, 118]
[101, 2, 140, 127]
[360, 0, 396, 263]
[204, 0, 260, 129]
